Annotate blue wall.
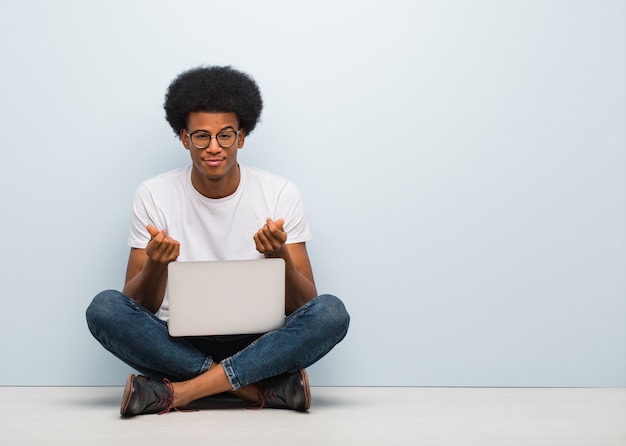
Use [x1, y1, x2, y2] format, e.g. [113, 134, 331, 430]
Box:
[0, 0, 624, 386]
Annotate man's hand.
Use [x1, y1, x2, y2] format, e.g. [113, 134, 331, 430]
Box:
[145, 224, 180, 263]
[254, 218, 287, 255]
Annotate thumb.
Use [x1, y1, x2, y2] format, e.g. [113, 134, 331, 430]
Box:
[146, 224, 161, 238]
[269, 218, 285, 231]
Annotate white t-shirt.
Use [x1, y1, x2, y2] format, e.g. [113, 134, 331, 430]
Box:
[128, 164, 312, 320]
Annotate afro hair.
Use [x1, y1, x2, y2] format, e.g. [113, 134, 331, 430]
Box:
[164, 66, 263, 138]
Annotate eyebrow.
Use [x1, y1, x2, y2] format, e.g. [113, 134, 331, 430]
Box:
[192, 125, 237, 133]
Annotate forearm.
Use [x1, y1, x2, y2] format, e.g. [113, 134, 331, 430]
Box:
[123, 258, 168, 313]
[284, 264, 318, 314]
[266, 246, 317, 315]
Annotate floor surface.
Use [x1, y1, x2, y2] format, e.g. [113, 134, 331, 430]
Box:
[1, 387, 625, 445]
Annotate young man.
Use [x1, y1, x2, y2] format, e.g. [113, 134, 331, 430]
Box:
[86, 66, 350, 416]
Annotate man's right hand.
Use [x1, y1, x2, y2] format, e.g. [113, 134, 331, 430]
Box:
[145, 224, 180, 263]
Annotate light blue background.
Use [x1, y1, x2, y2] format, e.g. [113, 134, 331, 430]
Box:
[0, 0, 624, 387]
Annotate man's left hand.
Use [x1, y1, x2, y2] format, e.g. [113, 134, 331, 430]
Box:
[254, 218, 287, 254]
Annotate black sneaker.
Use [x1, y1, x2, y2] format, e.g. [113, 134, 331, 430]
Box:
[258, 369, 311, 411]
[120, 374, 175, 417]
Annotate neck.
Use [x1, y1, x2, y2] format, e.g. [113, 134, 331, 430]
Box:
[191, 164, 241, 199]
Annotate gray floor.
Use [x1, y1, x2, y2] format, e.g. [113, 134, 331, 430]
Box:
[1, 387, 625, 445]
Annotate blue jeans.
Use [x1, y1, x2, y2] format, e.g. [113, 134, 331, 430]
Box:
[86, 291, 349, 390]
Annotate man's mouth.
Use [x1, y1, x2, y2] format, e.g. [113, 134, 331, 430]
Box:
[204, 158, 224, 167]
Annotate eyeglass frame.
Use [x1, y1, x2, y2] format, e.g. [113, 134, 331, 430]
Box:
[185, 129, 242, 149]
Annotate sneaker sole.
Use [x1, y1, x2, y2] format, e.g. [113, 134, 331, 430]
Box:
[120, 374, 136, 416]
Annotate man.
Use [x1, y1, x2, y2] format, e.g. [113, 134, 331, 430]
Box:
[86, 66, 350, 416]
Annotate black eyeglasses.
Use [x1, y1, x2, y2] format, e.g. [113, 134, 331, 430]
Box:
[185, 130, 241, 149]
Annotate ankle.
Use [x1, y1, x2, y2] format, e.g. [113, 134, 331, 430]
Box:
[170, 382, 191, 408]
[231, 383, 261, 404]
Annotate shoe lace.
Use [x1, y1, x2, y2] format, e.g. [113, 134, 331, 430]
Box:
[251, 386, 279, 410]
[156, 379, 199, 415]
[156, 378, 176, 415]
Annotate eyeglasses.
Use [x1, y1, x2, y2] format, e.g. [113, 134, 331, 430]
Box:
[185, 130, 241, 149]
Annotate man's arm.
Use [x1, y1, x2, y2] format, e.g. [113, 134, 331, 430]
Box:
[254, 218, 318, 315]
[122, 224, 180, 313]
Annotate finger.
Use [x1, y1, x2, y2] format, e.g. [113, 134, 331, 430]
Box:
[256, 226, 285, 252]
[146, 236, 165, 259]
[265, 219, 287, 245]
[146, 224, 161, 238]
[253, 234, 264, 253]
[159, 238, 180, 262]
[254, 230, 273, 252]
[254, 233, 268, 254]
[149, 236, 179, 263]
[266, 218, 285, 232]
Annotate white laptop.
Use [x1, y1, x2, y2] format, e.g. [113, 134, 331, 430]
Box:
[166, 258, 285, 337]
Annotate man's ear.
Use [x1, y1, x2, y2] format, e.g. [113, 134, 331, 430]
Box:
[180, 129, 190, 149]
[238, 129, 246, 148]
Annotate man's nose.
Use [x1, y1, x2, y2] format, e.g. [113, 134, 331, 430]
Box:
[205, 138, 222, 153]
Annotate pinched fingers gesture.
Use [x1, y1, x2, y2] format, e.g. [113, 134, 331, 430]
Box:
[145, 224, 180, 263]
[254, 218, 287, 254]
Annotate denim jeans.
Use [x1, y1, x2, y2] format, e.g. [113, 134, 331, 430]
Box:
[86, 290, 349, 390]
